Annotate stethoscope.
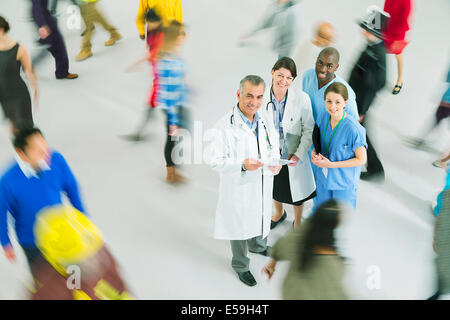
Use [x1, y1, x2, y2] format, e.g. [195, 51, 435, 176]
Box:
[265, 88, 289, 114]
[230, 104, 273, 150]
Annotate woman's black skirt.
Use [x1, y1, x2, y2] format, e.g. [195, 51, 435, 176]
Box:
[273, 165, 316, 206]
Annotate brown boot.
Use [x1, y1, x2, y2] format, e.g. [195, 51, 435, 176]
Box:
[104, 32, 122, 46]
[166, 166, 176, 184]
[173, 168, 186, 183]
[76, 49, 93, 61]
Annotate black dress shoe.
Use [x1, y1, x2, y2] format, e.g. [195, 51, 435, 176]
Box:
[237, 271, 257, 287]
[271, 210, 287, 229]
[249, 246, 271, 257]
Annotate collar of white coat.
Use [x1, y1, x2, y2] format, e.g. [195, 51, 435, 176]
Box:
[15, 154, 51, 179]
[263, 88, 296, 123]
[232, 104, 265, 132]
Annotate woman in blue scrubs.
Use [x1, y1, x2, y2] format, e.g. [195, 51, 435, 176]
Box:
[311, 82, 367, 209]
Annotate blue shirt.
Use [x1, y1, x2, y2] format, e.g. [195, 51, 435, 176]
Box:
[314, 111, 367, 190]
[434, 168, 450, 217]
[270, 89, 287, 152]
[0, 151, 85, 248]
[302, 68, 359, 122]
[237, 105, 259, 134]
[157, 54, 187, 126]
[442, 68, 450, 104]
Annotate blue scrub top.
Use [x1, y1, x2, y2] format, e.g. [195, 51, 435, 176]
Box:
[314, 111, 367, 190]
[302, 68, 359, 122]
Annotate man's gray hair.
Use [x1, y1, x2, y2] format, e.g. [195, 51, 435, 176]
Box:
[239, 75, 265, 92]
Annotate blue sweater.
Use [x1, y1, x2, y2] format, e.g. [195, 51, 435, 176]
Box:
[0, 151, 85, 248]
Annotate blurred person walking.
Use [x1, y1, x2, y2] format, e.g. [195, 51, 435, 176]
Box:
[136, 0, 183, 40]
[293, 21, 335, 80]
[157, 21, 189, 183]
[239, 0, 298, 59]
[405, 67, 450, 156]
[382, 0, 414, 95]
[75, 0, 122, 61]
[209, 75, 281, 287]
[48, 0, 79, 16]
[302, 47, 358, 122]
[0, 128, 86, 281]
[311, 83, 367, 209]
[0, 16, 38, 135]
[263, 199, 349, 299]
[31, 205, 132, 300]
[430, 162, 450, 300]
[123, 9, 164, 142]
[261, 57, 315, 229]
[348, 6, 389, 183]
[31, 0, 78, 79]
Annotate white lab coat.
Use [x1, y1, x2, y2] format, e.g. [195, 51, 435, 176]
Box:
[262, 89, 316, 202]
[208, 107, 280, 240]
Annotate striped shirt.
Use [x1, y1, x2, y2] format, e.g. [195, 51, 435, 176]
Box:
[157, 54, 186, 126]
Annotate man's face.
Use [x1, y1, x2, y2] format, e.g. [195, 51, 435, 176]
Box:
[17, 133, 50, 169]
[315, 54, 339, 83]
[237, 82, 265, 119]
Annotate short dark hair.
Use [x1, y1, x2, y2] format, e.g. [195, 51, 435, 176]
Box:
[324, 82, 349, 101]
[13, 127, 43, 152]
[0, 16, 10, 33]
[272, 56, 297, 79]
[145, 8, 161, 22]
[318, 47, 340, 63]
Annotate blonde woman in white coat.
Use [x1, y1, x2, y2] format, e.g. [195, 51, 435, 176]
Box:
[262, 57, 316, 229]
[208, 75, 281, 287]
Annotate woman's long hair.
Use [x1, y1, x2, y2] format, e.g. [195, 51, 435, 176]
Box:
[299, 199, 342, 272]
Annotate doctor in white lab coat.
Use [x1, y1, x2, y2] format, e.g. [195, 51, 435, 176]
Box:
[208, 75, 281, 287]
[261, 57, 316, 229]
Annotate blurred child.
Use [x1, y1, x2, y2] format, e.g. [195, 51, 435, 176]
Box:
[157, 21, 188, 183]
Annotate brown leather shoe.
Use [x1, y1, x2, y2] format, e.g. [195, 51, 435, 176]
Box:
[105, 32, 122, 46]
[56, 73, 79, 80]
[173, 168, 186, 183]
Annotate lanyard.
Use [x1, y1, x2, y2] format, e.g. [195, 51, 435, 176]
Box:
[270, 89, 287, 124]
[322, 112, 345, 158]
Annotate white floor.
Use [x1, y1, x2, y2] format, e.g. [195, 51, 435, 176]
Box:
[0, 0, 449, 299]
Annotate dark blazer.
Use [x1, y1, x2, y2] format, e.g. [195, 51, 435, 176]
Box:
[348, 40, 387, 116]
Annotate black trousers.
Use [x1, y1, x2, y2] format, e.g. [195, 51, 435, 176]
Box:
[49, 0, 79, 13]
[361, 117, 384, 175]
[32, 20, 70, 78]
